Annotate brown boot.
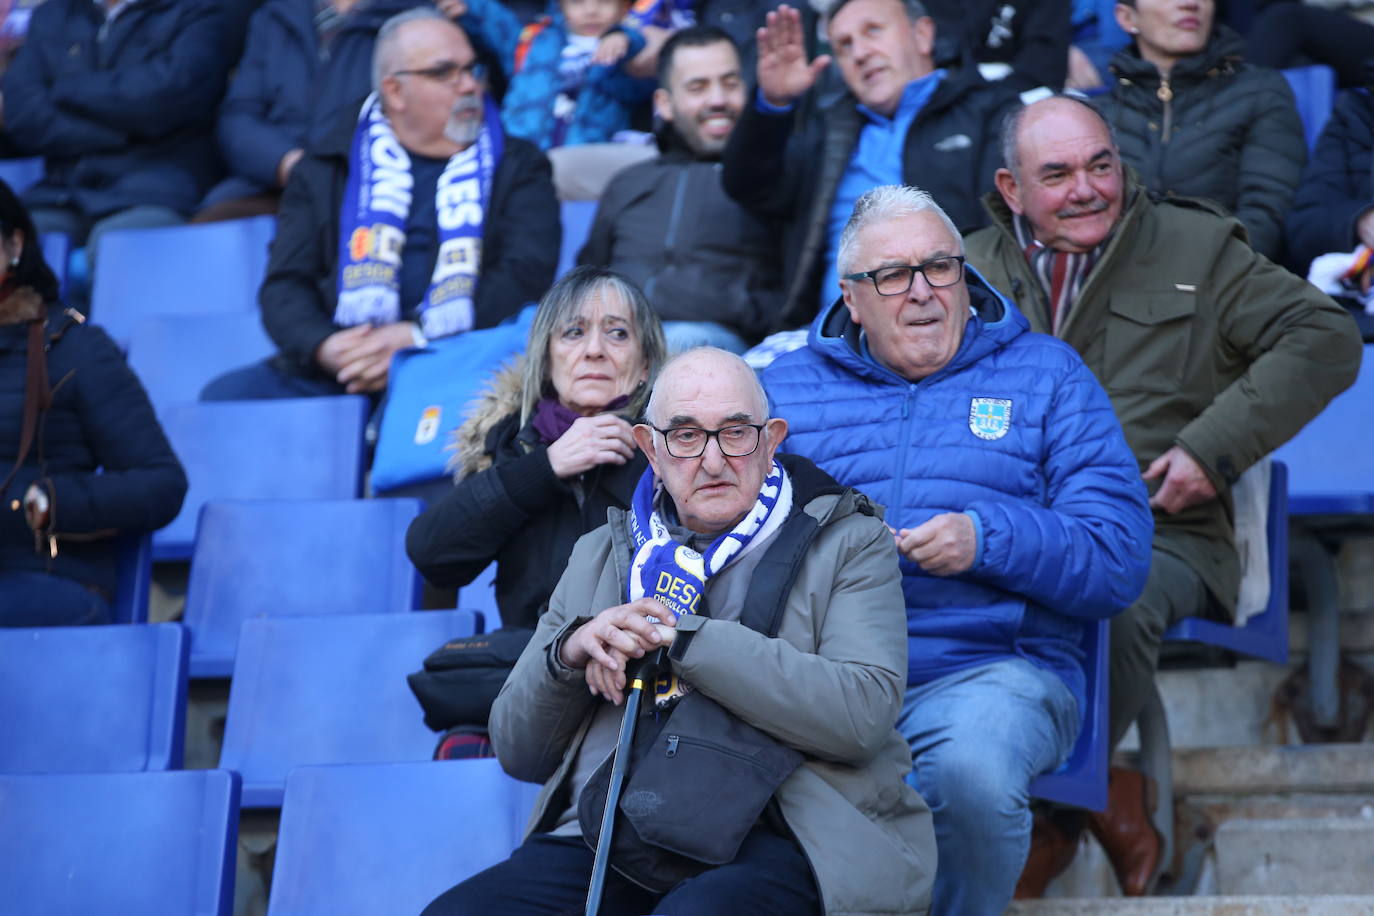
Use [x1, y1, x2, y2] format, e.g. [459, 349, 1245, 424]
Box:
[1015, 810, 1084, 898]
[1087, 766, 1163, 896]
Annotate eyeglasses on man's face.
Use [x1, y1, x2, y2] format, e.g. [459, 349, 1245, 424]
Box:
[845, 255, 966, 296]
[392, 60, 486, 87]
[648, 423, 765, 459]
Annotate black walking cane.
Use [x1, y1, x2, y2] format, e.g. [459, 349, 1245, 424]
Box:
[585, 646, 667, 916]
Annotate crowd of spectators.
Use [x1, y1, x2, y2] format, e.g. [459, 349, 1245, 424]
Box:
[1, 0, 1371, 912]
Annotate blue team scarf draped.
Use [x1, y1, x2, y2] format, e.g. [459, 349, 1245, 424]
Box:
[627, 461, 792, 706]
[335, 93, 504, 339]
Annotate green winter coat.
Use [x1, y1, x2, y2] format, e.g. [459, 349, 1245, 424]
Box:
[966, 182, 1362, 614]
[488, 474, 936, 915]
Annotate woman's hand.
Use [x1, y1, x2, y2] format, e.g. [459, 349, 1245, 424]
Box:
[546, 414, 637, 478]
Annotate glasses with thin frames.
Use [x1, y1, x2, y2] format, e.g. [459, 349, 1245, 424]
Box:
[392, 60, 486, 87]
[649, 424, 765, 459]
[845, 255, 966, 296]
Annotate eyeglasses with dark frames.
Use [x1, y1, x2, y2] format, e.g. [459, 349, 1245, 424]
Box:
[844, 255, 966, 295]
[391, 60, 486, 86]
[648, 423, 765, 459]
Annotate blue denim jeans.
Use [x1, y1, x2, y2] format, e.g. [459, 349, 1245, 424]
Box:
[0, 570, 110, 627]
[895, 658, 1079, 916]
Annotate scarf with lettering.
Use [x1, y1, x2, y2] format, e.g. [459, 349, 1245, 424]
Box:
[335, 92, 503, 339]
[627, 460, 792, 706]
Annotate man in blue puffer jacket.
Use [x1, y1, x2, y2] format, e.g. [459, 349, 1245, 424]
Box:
[764, 184, 1153, 916]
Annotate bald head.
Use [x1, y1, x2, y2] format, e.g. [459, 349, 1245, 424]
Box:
[993, 96, 1126, 254]
[645, 348, 769, 429]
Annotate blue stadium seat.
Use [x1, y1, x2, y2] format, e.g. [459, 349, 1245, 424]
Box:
[89, 216, 277, 346]
[0, 769, 239, 916]
[0, 157, 44, 194]
[126, 312, 274, 415]
[0, 623, 188, 773]
[153, 396, 369, 560]
[1273, 344, 1374, 515]
[557, 199, 597, 279]
[111, 531, 153, 624]
[182, 498, 426, 678]
[458, 561, 501, 630]
[40, 232, 69, 294]
[218, 610, 481, 807]
[1282, 65, 1338, 153]
[268, 759, 540, 915]
[1029, 618, 1109, 810]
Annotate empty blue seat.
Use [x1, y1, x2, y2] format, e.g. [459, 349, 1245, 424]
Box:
[111, 531, 153, 624]
[218, 610, 481, 807]
[268, 759, 539, 915]
[557, 199, 597, 279]
[1282, 65, 1338, 153]
[1029, 617, 1109, 810]
[0, 769, 239, 916]
[126, 312, 274, 415]
[0, 157, 44, 194]
[40, 231, 69, 293]
[1273, 344, 1374, 516]
[0, 623, 188, 773]
[183, 498, 426, 677]
[89, 216, 277, 346]
[154, 396, 369, 560]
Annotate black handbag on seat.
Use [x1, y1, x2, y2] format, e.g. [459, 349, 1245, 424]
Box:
[406, 626, 536, 730]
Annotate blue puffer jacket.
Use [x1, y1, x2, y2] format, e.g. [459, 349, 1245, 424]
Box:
[460, 0, 653, 150]
[763, 272, 1152, 712]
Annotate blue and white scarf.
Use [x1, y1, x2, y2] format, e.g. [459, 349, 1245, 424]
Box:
[335, 93, 504, 340]
[627, 461, 792, 705]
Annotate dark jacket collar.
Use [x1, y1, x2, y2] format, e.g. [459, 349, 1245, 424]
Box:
[1109, 24, 1244, 85]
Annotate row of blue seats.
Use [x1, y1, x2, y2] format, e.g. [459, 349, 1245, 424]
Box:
[0, 758, 539, 916]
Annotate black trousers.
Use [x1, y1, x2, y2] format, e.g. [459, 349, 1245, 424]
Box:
[422, 826, 822, 916]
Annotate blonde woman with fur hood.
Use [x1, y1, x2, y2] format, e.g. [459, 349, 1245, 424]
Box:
[406, 267, 666, 629]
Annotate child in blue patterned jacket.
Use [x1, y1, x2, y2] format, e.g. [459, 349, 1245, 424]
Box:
[442, 0, 655, 150]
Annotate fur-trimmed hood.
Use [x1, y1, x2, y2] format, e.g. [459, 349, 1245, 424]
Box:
[448, 357, 526, 480]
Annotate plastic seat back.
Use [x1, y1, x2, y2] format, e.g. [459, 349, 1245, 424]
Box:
[183, 498, 426, 677]
[557, 199, 597, 279]
[0, 623, 188, 772]
[268, 759, 540, 915]
[1029, 617, 1108, 810]
[219, 610, 480, 806]
[1282, 65, 1337, 152]
[89, 216, 276, 346]
[0, 157, 44, 194]
[0, 769, 239, 916]
[111, 531, 153, 624]
[153, 396, 369, 560]
[1273, 344, 1374, 515]
[458, 561, 501, 630]
[127, 312, 274, 415]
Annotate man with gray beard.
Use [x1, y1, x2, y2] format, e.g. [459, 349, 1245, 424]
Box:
[203, 7, 559, 400]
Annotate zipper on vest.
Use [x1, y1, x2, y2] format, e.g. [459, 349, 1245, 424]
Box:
[645, 170, 691, 304]
[666, 735, 679, 757]
[1157, 77, 1174, 143]
[890, 387, 917, 519]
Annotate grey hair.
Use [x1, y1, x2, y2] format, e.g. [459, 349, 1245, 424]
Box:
[372, 6, 450, 94]
[520, 266, 667, 426]
[1000, 94, 1120, 180]
[824, 0, 928, 30]
[644, 347, 770, 429]
[836, 184, 961, 278]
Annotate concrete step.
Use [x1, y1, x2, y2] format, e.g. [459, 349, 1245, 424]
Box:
[1213, 817, 1374, 896]
[1008, 897, 1374, 914]
[1170, 744, 1374, 796]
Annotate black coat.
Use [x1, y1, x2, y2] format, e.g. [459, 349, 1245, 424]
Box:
[3, 0, 229, 218]
[405, 413, 645, 630]
[260, 104, 561, 378]
[721, 66, 1019, 329]
[203, 0, 428, 208]
[0, 300, 186, 595]
[578, 131, 784, 342]
[924, 0, 1069, 92]
[1094, 28, 1306, 259]
[1286, 88, 1374, 272]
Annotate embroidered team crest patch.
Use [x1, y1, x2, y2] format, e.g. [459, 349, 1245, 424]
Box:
[969, 398, 1013, 440]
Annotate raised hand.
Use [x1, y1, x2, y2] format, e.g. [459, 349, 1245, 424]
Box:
[756, 4, 831, 108]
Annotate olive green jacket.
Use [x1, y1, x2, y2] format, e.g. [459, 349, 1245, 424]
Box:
[488, 484, 936, 915]
[966, 184, 1362, 613]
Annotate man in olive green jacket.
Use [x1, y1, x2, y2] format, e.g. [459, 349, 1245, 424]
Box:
[423, 348, 935, 916]
[965, 95, 1362, 895]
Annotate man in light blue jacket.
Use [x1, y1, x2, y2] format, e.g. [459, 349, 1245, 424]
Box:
[763, 184, 1153, 916]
